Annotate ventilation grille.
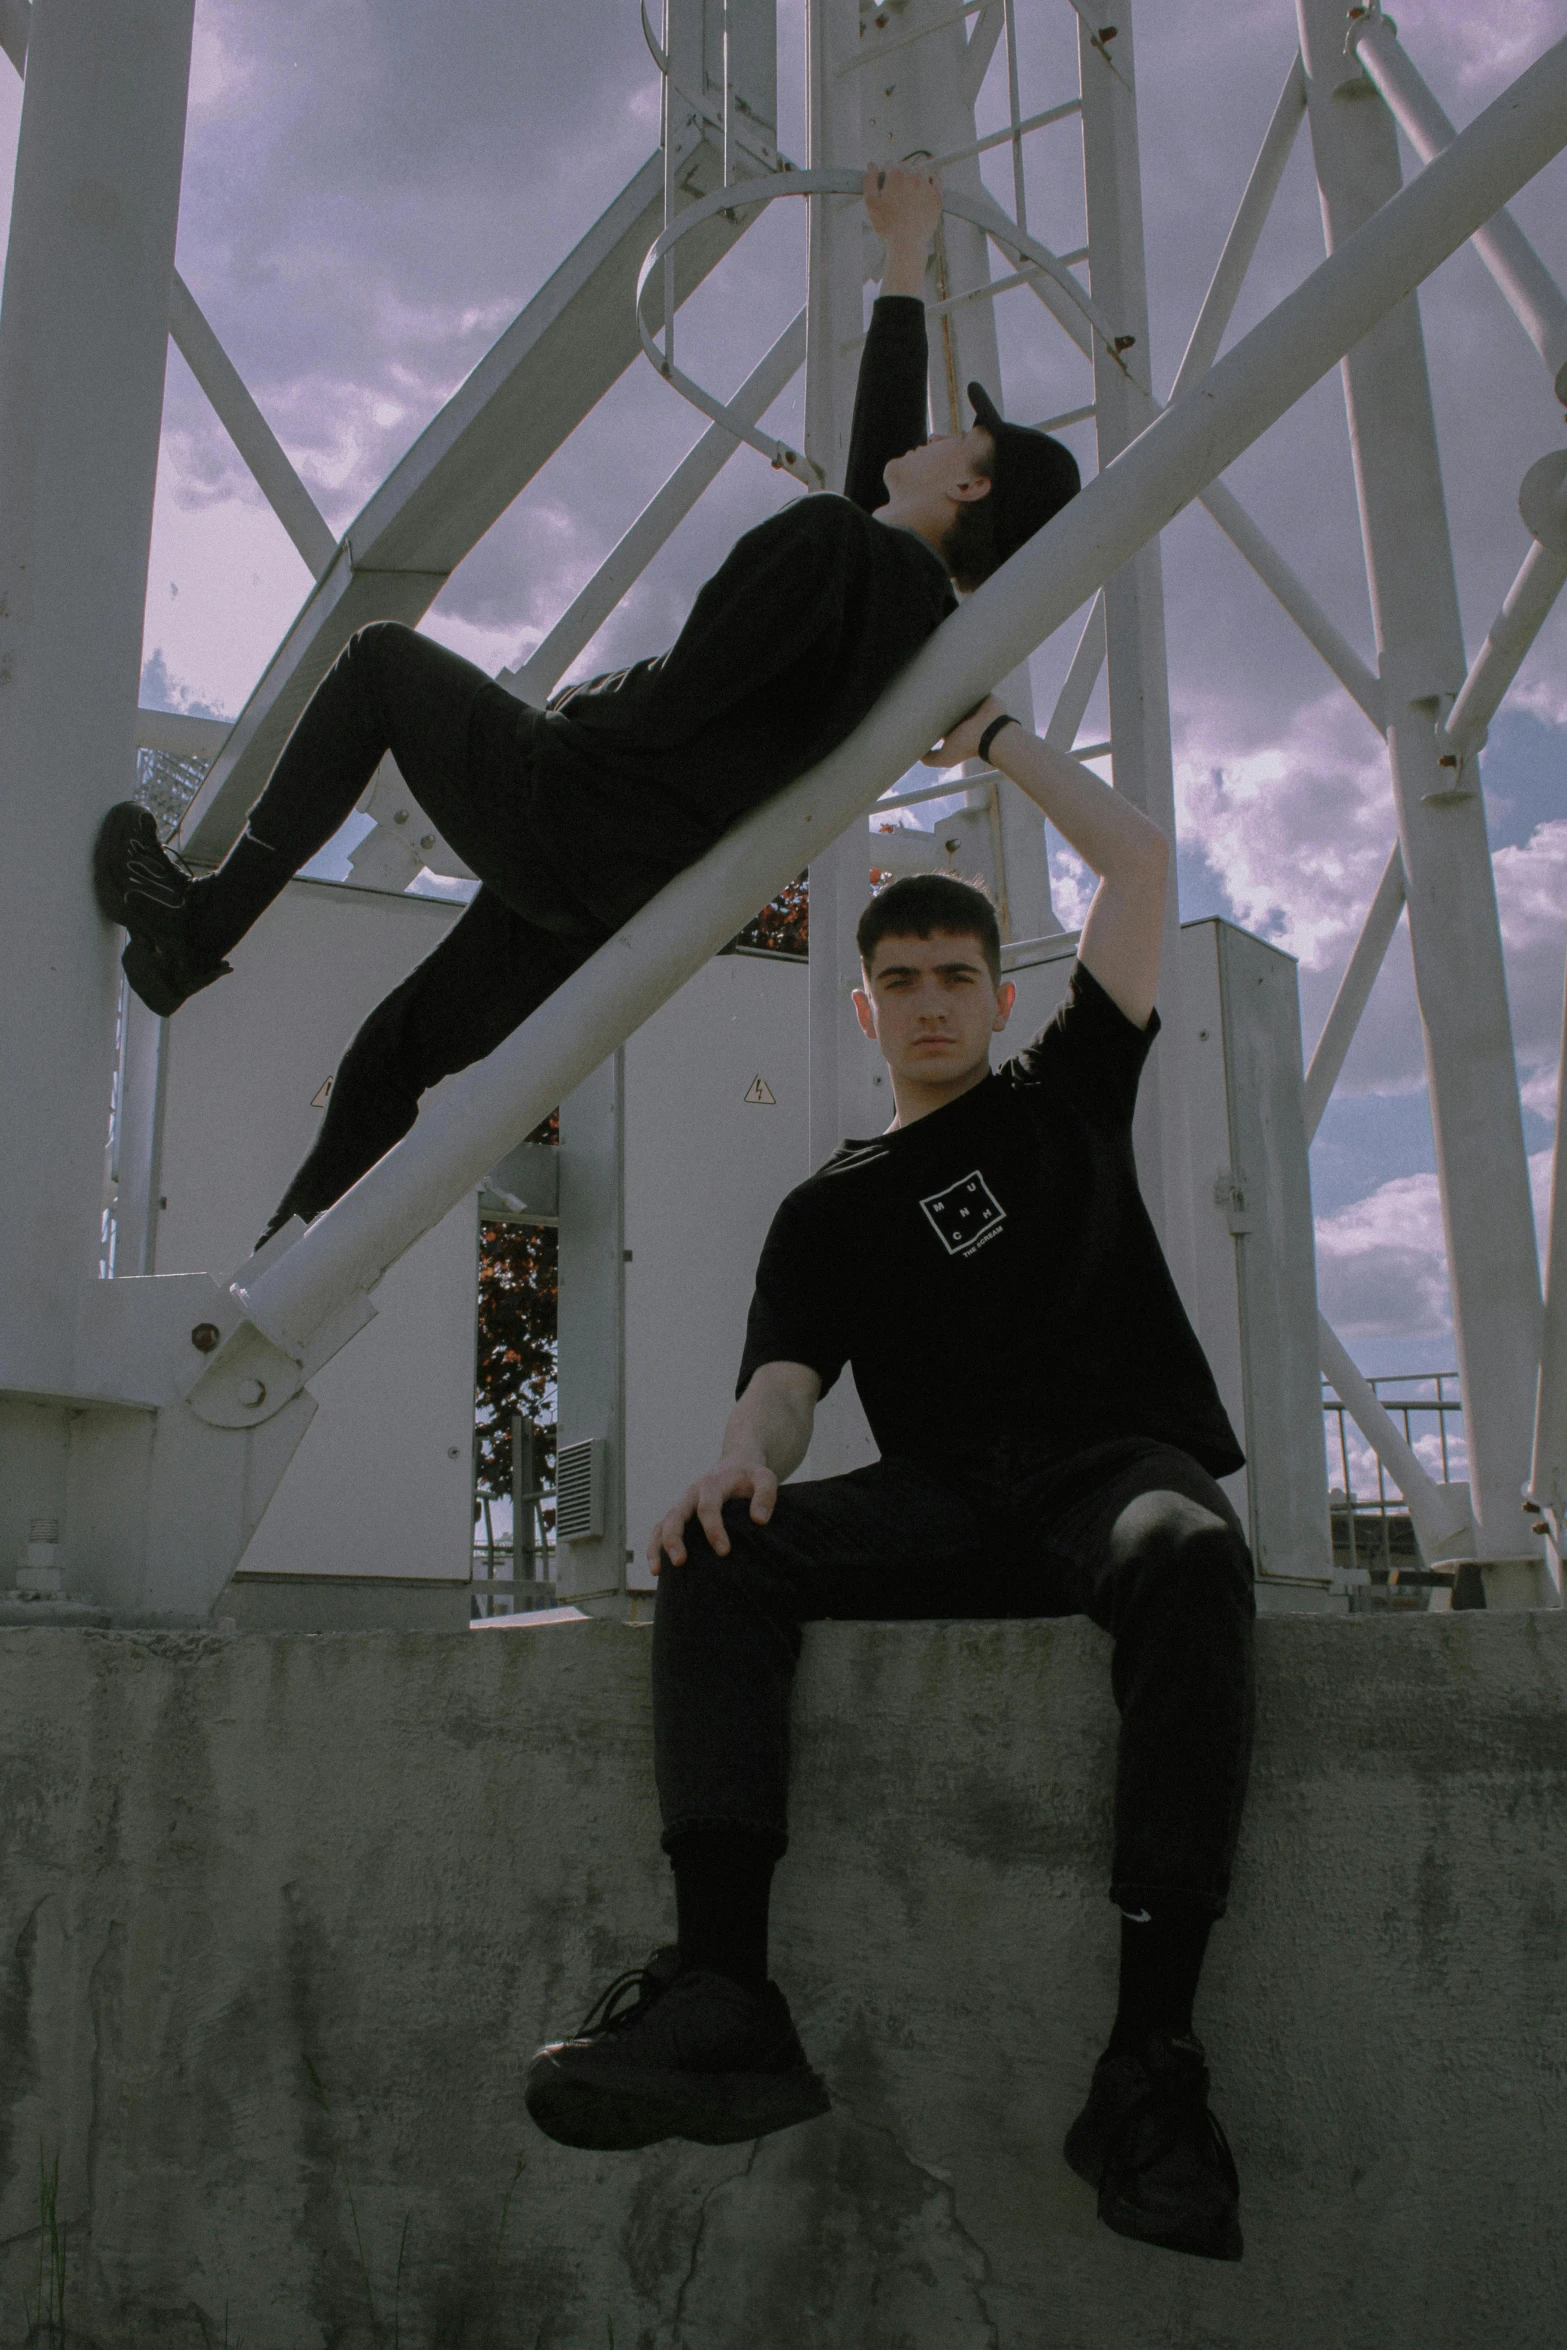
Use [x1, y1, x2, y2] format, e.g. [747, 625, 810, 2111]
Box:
[555, 1438, 606, 1543]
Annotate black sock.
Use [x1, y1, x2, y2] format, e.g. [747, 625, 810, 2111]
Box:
[1110, 1895, 1214, 2050]
[187, 824, 297, 963]
[669, 1828, 778, 1991]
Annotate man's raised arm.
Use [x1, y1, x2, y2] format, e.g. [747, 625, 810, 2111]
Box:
[923, 697, 1170, 1029]
[646, 1360, 822, 1573]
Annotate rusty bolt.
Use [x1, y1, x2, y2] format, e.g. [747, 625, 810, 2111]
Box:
[190, 1323, 221, 1354]
[1113, 334, 1137, 354]
[1438, 754, 1458, 768]
[1098, 26, 1118, 42]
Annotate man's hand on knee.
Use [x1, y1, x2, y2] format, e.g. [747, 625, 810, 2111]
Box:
[646, 1457, 779, 1574]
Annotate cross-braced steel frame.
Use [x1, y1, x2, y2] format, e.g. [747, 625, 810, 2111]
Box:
[1, 0, 1566, 1618]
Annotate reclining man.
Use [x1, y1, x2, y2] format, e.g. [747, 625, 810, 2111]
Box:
[524, 706, 1255, 2265]
[92, 161, 1077, 1249]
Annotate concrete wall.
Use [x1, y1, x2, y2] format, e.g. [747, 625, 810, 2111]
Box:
[1, 1612, 1563, 2349]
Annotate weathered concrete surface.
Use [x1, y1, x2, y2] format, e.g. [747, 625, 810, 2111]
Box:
[0, 1613, 1563, 2349]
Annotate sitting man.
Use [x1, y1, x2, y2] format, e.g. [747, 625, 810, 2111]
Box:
[92, 160, 1077, 1249]
[524, 697, 1255, 2265]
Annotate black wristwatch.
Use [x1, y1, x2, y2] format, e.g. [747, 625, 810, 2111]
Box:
[977, 712, 1020, 766]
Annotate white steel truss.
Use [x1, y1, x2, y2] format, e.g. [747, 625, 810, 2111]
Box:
[2, 0, 1566, 1618]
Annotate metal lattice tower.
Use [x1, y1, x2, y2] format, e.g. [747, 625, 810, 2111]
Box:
[1, 0, 1566, 1619]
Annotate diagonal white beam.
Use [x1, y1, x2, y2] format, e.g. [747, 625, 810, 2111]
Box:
[1302, 843, 1406, 1141]
[210, 31, 1567, 1384]
[1351, 13, 1567, 400]
[1441, 454, 1567, 764]
[1198, 476, 1384, 728]
[985, 164, 1385, 728]
[1172, 53, 1308, 400]
[176, 141, 750, 868]
[961, 0, 1005, 102]
[1044, 591, 1106, 751]
[167, 273, 336, 580]
[4, 1, 333, 583]
[1318, 1316, 1473, 1561]
[501, 308, 805, 707]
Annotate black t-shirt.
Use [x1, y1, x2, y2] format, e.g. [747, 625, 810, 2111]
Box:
[737, 963, 1245, 1478]
[522, 297, 955, 934]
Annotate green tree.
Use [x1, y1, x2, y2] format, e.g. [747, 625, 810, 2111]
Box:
[729, 873, 807, 955]
[474, 1219, 557, 1526]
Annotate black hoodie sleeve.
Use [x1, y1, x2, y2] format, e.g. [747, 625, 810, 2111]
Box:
[843, 295, 930, 515]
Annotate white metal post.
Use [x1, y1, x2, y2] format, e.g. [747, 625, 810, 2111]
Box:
[0, 0, 196, 1395]
[1077, 4, 1197, 1308]
[1299, 0, 1544, 1563]
[805, 0, 879, 1167]
[110, 985, 171, 1280]
[554, 1052, 628, 1612]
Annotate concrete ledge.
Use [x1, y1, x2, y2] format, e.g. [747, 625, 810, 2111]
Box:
[219, 1571, 473, 1633]
[0, 1613, 1563, 2347]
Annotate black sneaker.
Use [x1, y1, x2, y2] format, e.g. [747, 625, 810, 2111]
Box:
[1064, 2032, 1243, 2262]
[93, 802, 230, 1016]
[523, 1946, 831, 2151]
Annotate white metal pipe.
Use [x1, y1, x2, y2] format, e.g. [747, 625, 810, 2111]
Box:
[231, 30, 1567, 1363]
[937, 99, 1081, 173]
[1302, 844, 1406, 1141]
[1079, 1, 1195, 1298]
[1352, 14, 1567, 402]
[167, 273, 336, 581]
[1528, 954, 1567, 1521]
[960, 0, 1004, 102]
[1044, 593, 1106, 750]
[1109, 362, 1388, 729]
[503, 309, 804, 707]
[1443, 536, 1567, 765]
[1198, 475, 1385, 731]
[0, 0, 196, 1393]
[1020, 212, 1386, 731]
[1002, 0, 1026, 231]
[1318, 1315, 1472, 1562]
[1171, 54, 1307, 400]
[1442, 455, 1567, 764]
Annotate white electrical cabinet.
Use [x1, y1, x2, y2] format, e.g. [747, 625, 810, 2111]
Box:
[132, 877, 479, 1585]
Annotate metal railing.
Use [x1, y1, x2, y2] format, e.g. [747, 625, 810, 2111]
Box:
[1322, 1370, 1463, 1585]
[471, 1409, 558, 1616]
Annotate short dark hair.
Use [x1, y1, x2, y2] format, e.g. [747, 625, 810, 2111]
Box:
[856, 871, 1003, 986]
[940, 441, 998, 594]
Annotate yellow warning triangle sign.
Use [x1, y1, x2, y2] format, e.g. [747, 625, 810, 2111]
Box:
[743, 1074, 776, 1105]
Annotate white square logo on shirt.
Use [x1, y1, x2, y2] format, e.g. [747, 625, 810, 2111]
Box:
[919, 1170, 1007, 1258]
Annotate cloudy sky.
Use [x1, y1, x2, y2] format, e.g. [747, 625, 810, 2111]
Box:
[4, 0, 1565, 1413]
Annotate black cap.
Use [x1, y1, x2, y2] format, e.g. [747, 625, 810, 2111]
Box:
[966, 381, 1080, 565]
